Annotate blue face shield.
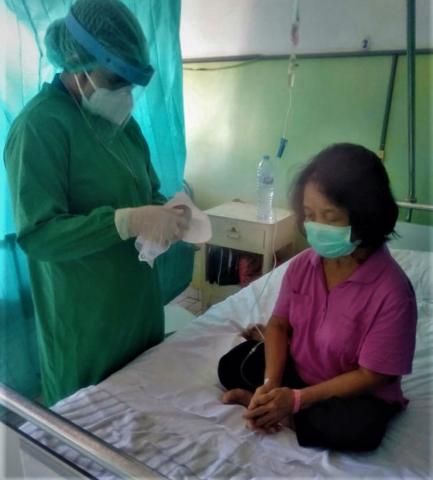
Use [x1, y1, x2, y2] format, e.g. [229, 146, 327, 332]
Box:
[304, 221, 361, 258]
[64, 12, 154, 87]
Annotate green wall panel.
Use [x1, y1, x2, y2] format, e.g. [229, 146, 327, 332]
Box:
[183, 55, 432, 225]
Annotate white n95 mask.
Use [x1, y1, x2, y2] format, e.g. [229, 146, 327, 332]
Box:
[75, 74, 134, 126]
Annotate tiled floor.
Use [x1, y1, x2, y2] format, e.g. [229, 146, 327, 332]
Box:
[169, 286, 203, 316]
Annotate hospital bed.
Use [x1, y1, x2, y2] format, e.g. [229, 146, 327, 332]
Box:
[14, 225, 433, 478]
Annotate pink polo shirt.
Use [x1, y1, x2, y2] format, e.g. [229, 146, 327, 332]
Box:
[273, 246, 417, 406]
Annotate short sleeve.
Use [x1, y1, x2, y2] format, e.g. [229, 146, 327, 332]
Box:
[272, 265, 293, 319]
[359, 293, 417, 376]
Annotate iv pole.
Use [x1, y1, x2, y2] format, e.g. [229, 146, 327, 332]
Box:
[406, 0, 416, 221]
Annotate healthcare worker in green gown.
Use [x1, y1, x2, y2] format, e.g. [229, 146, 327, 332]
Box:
[4, 0, 190, 406]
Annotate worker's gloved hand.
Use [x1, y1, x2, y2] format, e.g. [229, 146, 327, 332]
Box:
[114, 205, 190, 243]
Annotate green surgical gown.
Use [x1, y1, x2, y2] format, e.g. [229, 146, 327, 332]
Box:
[4, 81, 166, 406]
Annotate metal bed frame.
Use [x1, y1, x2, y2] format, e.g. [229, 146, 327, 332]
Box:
[0, 384, 159, 478]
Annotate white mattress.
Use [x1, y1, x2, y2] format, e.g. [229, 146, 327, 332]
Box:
[22, 249, 433, 479]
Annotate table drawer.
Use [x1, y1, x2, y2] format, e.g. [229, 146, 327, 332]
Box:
[209, 217, 266, 253]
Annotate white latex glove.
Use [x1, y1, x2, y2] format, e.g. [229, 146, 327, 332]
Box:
[114, 205, 190, 244]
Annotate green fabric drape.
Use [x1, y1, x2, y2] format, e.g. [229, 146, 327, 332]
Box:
[0, 235, 40, 399]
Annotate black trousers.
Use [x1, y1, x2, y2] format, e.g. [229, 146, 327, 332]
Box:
[218, 340, 401, 452]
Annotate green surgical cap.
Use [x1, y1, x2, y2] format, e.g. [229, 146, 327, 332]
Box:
[45, 0, 150, 77]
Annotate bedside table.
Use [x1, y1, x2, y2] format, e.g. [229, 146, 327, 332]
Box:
[200, 201, 296, 308]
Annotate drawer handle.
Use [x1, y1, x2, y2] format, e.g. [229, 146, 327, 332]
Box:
[226, 227, 241, 240]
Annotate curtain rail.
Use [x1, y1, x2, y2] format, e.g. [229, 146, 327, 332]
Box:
[0, 384, 160, 479]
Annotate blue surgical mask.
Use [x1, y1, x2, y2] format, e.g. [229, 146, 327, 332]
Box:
[304, 221, 361, 258]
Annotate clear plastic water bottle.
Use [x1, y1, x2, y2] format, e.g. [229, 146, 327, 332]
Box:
[256, 155, 275, 222]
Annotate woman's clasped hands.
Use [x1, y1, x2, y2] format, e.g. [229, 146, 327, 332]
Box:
[243, 381, 295, 434]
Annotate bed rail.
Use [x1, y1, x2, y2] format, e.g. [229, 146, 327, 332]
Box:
[0, 383, 161, 479]
[397, 201, 433, 213]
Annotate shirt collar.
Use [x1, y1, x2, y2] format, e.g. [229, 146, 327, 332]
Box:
[308, 245, 390, 284]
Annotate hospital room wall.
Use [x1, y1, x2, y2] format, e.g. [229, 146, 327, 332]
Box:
[183, 54, 432, 226]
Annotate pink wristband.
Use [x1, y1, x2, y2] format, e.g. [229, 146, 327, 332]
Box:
[292, 389, 302, 414]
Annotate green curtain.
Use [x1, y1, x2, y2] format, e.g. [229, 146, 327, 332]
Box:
[0, 0, 191, 399]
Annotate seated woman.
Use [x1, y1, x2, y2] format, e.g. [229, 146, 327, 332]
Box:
[218, 143, 417, 452]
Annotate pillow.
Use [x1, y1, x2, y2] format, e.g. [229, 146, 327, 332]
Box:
[390, 249, 433, 303]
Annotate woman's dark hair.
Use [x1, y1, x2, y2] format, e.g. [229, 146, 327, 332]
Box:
[291, 143, 398, 250]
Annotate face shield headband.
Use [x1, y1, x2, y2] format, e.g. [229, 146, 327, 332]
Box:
[64, 12, 154, 87]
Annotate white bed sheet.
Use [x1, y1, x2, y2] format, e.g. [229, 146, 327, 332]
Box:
[22, 249, 433, 479]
